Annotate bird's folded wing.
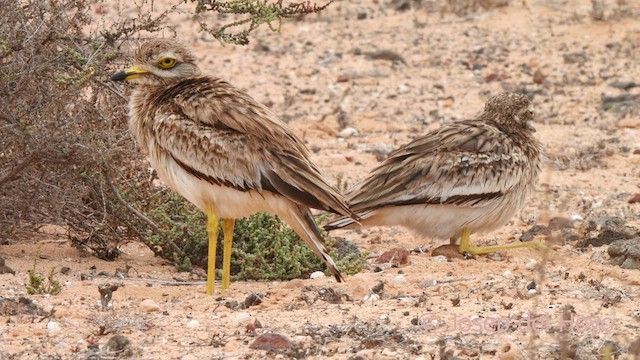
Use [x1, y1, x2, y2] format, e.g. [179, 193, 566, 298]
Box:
[152, 111, 353, 217]
[347, 122, 528, 211]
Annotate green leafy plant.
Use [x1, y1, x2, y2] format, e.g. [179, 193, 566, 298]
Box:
[27, 258, 62, 295]
[131, 189, 365, 280]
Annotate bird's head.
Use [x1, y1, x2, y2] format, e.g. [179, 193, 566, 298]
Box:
[483, 92, 536, 133]
[110, 39, 201, 85]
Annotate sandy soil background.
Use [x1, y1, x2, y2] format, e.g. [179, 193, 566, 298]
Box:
[2, 0, 640, 359]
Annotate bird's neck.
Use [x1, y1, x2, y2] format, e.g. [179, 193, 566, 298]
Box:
[128, 86, 160, 152]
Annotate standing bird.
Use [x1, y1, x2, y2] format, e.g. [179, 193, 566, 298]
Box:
[111, 39, 357, 294]
[325, 93, 545, 255]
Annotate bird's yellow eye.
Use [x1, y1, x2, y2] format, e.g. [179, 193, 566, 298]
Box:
[158, 57, 176, 69]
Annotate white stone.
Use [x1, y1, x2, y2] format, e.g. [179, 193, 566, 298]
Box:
[235, 312, 252, 325]
[363, 293, 379, 302]
[391, 274, 407, 286]
[525, 259, 538, 270]
[502, 270, 512, 278]
[338, 127, 359, 138]
[570, 214, 584, 222]
[397, 84, 410, 94]
[310, 271, 325, 280]
[47, 321, 60, 335]
[431, 255, 447, 263]
[186, 319, 199, 329]
[379, 314, 389, 321]
[528, 289, 537, 296]
[139, 299, 161, 313]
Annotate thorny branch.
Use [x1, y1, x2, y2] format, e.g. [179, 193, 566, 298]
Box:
[194, 0, 336, 45]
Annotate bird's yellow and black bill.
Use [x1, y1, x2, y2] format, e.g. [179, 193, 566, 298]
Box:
[110, 65, 148, 82]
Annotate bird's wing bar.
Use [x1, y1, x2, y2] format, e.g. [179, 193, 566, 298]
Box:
[347, 122, 526, 211]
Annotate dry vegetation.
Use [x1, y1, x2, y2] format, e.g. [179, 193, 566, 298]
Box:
[0, 0, 341, 273]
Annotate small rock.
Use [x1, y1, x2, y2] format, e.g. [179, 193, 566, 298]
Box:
[520, 224, 549, 242]
[397, 84, 410, 94]
[391, 274, 407, 286]
[336, 74, 349, 83]
[570, 214, 584, 222]
[578, 217, 638, 247]
[235, 312, 252, 326]
[47, 321, 61, 335]
[502, 270, 512, 279]
[364, 49, 407, 65]
[310, 271, 325, 280]
[376, 248, 409, 266]
[363, 293, 380, 302]
[628, 194, 640, 204]
[0, 256, 16, 275]
[431, 255, 448, 263]
[139, 299, 161, 313]
[608, 80, 639, 90]
[242, 293, 263, 308]
[431, 244, 464, 259]
[607, 237, 640, 269]
[338, 127, 359, 138]
[357, 12, 367, 20]
[60, 266, 71, 275]
[525, 259, 538, 270]
[532, 68, 546, 84]
[186, 319, 199, 329]
[563, 52, 588, 64]
[371, 280, 385, 295]
[104, 335, 131, 355]
[250, 333, 295, 351]
[548, 217, 573, 231]
[527, 288, 537, 296]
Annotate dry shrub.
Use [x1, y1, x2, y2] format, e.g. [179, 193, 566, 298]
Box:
[0, 0, 339, 272]
[0, 0, 135, 258]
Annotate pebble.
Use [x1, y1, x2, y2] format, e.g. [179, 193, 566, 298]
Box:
[570, 214, 584, 222]
[431, 255, 448, 263]
[525, 259, 538, 270]
[47, 321, 61, 335]
[235, 312, 252, 326]
[250, 333, 295, 351]
[391, 274, 407, 286]
[186, 319, 199, 329]
[379, 314, 389, 321]
[363, 293, 380, 302]
[502, 270, 512, 278]
[139, 299, 161, 313]
[397, 84, 410, 94]
[527, 289, 537, 296]
[104, 335, 130, 354]
[310, 271, 325, 280]
[338, 127, 359, 138]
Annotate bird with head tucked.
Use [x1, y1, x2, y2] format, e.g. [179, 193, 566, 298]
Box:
[325, 93, 545, 256]
[111, 39, 358, 294]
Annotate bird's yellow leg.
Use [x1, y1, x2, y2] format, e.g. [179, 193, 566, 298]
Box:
[458, 229, 547, 255]
[221, 219, 235, 291]
[205, 204, 219, 295]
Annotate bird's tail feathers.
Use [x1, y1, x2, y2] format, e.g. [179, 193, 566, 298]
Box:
[286, 205, 345, 283]
[324, 209, 375, 231]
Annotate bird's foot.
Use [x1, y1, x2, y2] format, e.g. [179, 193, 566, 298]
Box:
[460, 239, 548, 255]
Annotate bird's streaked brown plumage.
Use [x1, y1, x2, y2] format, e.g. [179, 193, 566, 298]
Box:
[111, 39, 357, 293]
[325, 93, 544, 255]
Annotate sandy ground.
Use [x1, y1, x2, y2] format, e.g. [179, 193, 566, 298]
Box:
[2, 0, 640, 359]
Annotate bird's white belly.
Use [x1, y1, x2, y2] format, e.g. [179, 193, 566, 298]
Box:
[148, 151, 286, 219]
[366, 193, 526, 240]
